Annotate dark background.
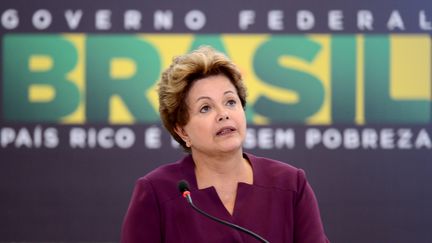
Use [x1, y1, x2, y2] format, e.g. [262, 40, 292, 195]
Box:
[1, 0, 431, 242]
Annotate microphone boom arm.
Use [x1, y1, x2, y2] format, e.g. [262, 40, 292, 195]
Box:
[183, 191, 270, 243]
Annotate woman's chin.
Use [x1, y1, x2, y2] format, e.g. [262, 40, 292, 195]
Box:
[215, 141, 243, 153]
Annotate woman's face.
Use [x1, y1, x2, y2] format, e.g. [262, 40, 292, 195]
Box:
[177, 74, 246, 155]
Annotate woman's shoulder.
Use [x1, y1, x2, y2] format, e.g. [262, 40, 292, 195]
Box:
[246, 153, 307, 192]
[143, 159, 183, 182]
[133, 155, 192, 202]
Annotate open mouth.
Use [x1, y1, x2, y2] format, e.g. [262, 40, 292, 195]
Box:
[216, 126, 236, 136]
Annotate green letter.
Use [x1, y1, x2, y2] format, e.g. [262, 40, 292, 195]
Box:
[331, 35, 357, 123]
[364, 36, 430, 123]
[3, 34, 79, 122]
[253, 36, 324, 122]
[86, 36, 160, 122]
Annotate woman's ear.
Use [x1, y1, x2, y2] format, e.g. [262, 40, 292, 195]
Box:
[174, 125, 190, 146]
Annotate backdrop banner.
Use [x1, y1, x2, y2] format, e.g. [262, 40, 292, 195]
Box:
[1, 0, 431, 242]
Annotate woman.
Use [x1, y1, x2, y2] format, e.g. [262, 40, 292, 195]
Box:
[121, 46, 329, 243]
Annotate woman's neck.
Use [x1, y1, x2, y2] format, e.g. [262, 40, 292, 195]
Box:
[192, 150, 253, 189]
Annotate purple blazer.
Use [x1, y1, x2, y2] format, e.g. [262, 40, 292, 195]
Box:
[121, 153, 329, 243]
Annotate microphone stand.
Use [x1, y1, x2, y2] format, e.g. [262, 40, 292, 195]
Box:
[182, 189, 270, 243]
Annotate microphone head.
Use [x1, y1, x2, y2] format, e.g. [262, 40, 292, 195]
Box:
[178, 180, 190, 194]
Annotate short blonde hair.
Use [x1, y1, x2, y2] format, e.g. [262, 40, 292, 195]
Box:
[158, 46, 247, 152]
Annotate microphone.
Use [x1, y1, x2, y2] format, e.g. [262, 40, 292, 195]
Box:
[177, 180, 270, 243]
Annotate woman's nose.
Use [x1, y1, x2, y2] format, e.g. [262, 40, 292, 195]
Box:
[217, 111, 229, 122]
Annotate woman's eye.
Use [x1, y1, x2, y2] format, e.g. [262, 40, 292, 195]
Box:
[200, 105, 210, 113]
[227, 99, 237, 106]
